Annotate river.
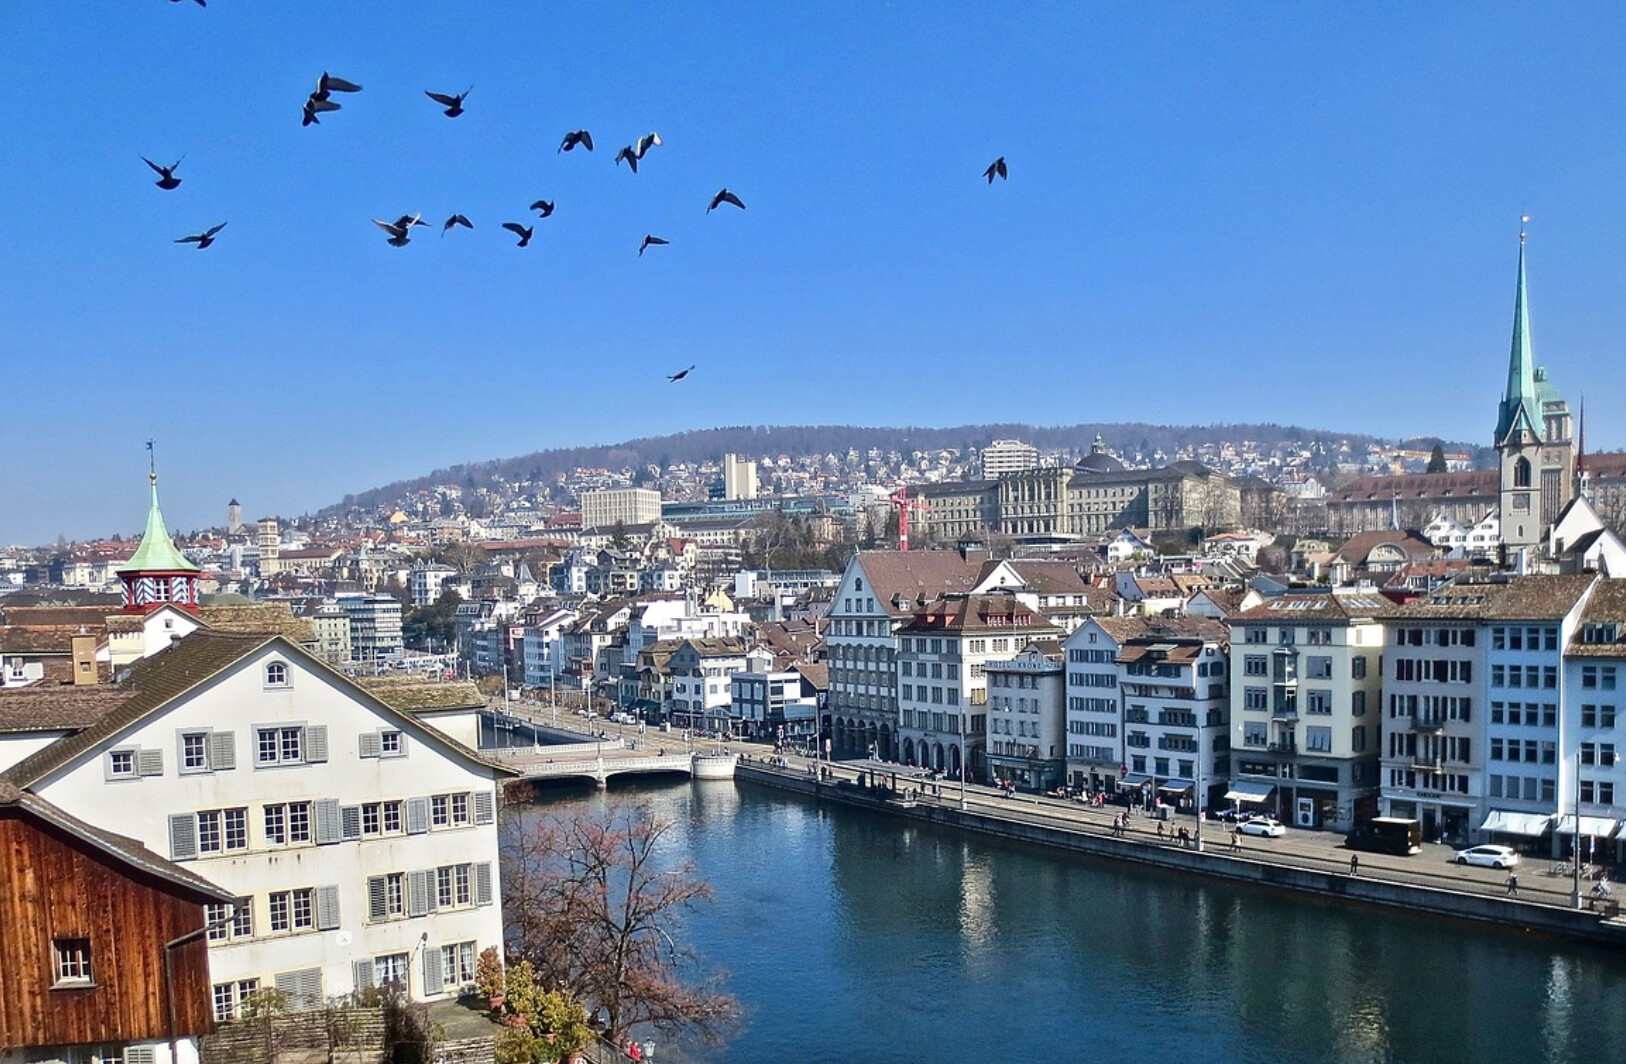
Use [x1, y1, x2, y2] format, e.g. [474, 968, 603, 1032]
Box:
[506, 778, 1626, 1064]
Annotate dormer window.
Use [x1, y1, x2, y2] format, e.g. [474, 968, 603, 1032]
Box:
[265, 662, 289, 687]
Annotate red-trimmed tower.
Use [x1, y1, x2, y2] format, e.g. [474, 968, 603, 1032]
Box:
[117, 472, 201, 614]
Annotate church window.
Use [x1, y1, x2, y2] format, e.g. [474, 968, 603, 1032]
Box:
[1513, 457, 1531, 488]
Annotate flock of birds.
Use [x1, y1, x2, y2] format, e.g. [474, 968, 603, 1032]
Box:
[147, 6, 1011, 382]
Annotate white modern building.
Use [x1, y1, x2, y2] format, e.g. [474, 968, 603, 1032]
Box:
[0, 631, 509, 1015]
[980, 439, 1040, 478]
[581, 488, 662, 531]
[722, 454, 759, 500]
[334, 593, 405, 664]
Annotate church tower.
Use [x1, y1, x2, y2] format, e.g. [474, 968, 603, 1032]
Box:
[117, 472, 201, 614]
[1495, 224, 1574, 554]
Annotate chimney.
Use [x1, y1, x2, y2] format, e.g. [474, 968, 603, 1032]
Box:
[70, 633, 99, 686]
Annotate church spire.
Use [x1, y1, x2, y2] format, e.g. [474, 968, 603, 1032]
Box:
[1495, 218, 1541, 444]
[117, 445, 201, 614]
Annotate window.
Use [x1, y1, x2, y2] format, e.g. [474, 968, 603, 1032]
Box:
[265, 662, 289, 686]
[53, 937, 93, 985]
[1245, 628, 1268, 644]
[182, 732, 209, 772]
[197, 808, 248, 854]
[207, 898, 253, 942]
[1583, 666, 1618, 691]
[1351, 657, 1367, 680]
[437, 864, 474, 909]
[269, 888, 316, 933]
[260, 727, 299, 764]
[213, 979, 260, 1021]
[1306, 657, 1332, 679]
[1244, 655, 1267, 677]
[441, 942, 478, 988]
[264, 802, 312, 846]
[107, 749, 135, 779]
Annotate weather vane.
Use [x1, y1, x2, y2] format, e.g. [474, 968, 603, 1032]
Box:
[146, 438, 157, 484]
[1520, 214, 1530, 244]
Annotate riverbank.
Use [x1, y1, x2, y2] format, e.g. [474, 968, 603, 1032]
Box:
[736, 759, 1626, 948]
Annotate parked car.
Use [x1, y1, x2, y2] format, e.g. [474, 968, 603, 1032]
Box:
[1453, 844, 1521, 869]
[1237, 816, 1287, 838]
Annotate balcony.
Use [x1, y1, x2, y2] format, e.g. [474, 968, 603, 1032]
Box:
[1412, 759, 1444, 773]
[1271, 709, 1299, 723]
[1414, 714, 1446, 732]
[1268, 741, 1297, 753]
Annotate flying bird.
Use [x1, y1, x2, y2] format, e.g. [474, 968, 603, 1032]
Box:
[175, 222, 227, 249]
[638, 234, 669, 256]
[142, 157, 183, 190]
[442, 214, 473, 236]
[635, 131, 663, 159]
[425, 87, 471, 118]
[614, 145, 639, 172]
[667, 365, 695, 382]
[558, 129, 594, 153]
[983, 156, 1008, 183]
[707, 188, 745, 213]
[301, 97, 341, 126]
[312, 72, 362, 102]
[529, 200, 555, 219]
[168, 0, 206, 6]
[502, 222, 534, 248]
[372, 214, 427, 247]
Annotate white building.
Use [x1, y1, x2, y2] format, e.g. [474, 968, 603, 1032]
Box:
[722, 454, 759, 500]
[0, 631, 509, 1014]
[334, 593, 404, 664]
[409, 564, 460, 607]
[668, 638, 750, 734]
[581, 488, 662, 531]
[980, 439, 1040, 478]
[984, 642, 1066, 792]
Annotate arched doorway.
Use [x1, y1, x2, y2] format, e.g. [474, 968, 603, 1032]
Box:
[902, 738, 915, 765]
[879, 724, 894, 761]
[950, 744, 963, 779]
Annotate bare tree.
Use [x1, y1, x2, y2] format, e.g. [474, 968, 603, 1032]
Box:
[501, 801, 740, 1048]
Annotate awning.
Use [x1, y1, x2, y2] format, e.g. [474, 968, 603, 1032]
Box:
[1158, 778, 1194, 793]
[1479, 810, 1554, 837]
[630, 699, 661, 712]
[1555, 814, 1619, 838]
[1118, 773, 1153, 789]
[1223, 781, 1276, 803]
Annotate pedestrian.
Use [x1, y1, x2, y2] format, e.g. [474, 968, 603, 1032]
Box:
[1349, 853, 1359, 876]
[1506, 871, 1519, 895]
[1229, 828, 1240, 851]
[1157, 821, 1167, 842]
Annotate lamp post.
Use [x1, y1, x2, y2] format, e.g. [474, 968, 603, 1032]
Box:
[959, 734, 967, 811]
[1572, 745, 1583, 910]
[1195, 735, 1206, 853]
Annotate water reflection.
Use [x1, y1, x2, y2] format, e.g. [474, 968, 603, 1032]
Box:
[508, 782, 1626, 1064]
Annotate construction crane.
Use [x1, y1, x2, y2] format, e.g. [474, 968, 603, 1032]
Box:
[888, 486, 931, 551]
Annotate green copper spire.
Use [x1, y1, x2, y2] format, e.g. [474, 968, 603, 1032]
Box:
[1495, 219, 1541, 444]
[119, 473, 200, 573]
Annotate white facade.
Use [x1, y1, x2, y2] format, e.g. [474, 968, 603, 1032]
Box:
[980, 439, 1039, 478]
[984, 644, 1066, 791]
[1062, 618, 1130, 792]
[17, 636, 505, 1014]
[722, 454, 759, 500]
[581, 488, 662, 531]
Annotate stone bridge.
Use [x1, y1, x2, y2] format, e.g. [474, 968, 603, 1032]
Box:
[496, 750, 698, 788]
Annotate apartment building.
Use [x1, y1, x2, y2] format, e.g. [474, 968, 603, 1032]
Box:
[984, 642, 1066, 792]
[1228, 591, 1389, 832]
[581, 488, 662, 531]
[1117, 620, 1230, 812]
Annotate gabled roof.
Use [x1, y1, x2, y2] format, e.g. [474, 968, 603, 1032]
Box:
[853, 550, 982, 617]
[1, 631, 512, 790]
[0, 687, 131, 733]
[1394, 574, 1596, 622]
[1233, 590, 1398, 623]
[1332, 529, 1437, 567]
[1569, 580, 1626, 658]
[356, 678, 484, 712]
[0, 779, 232, 904]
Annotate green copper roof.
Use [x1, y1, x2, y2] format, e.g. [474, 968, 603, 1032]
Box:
[118, 479, 200, 574]
[1495, 234, 1541, 444]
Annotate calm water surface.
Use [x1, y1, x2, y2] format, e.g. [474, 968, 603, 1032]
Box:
[508, 780, 1626, 1064]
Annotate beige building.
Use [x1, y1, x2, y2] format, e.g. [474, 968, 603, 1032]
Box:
[722, 454, 759, 500]
[581, 488, 662, 531]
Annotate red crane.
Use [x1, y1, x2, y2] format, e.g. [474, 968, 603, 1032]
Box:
[888, 486, 931, 551]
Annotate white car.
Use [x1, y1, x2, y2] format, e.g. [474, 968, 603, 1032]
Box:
[1237, 816, 1287, 838]
[1454, 844, 1521, 869]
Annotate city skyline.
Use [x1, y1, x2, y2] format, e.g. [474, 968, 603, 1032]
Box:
[7, 2, 1626, 543]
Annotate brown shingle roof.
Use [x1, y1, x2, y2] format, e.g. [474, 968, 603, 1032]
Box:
[1327, 470, 1497, 503]
[0, 606, 114, 628]
[856, 550, 981, 617]
[356, 678, 484, 711]
[1003, 560, 1093, 596]
[0, 687, 131, 732]
[0, 625, 94, 654]
[1234, 590, 1398, 623]
[198, 603, 317, 643]
[1569, 580, 1626, 658]
[1396, 574, 1597, 622]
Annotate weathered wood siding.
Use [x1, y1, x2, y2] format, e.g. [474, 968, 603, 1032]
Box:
[0, 810, 215, 1049]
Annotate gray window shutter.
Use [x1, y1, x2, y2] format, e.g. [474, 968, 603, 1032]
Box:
[315, 799, 341, 844]
[473, 789, 495, 825]
[406, 796, 430, 835]
[353, 959, 376, 994]
[422, 946, 445, 996]
[169, 814, 197, 861]
[368, 876, 387, 921]
[340, 804, 362, 840]
[315, 885, 341, 930]
[137, 748, 164, 777]
[304, 725, 329, 763]
[358, 732, 382, 758]
[474, 862, 493, 906]
[127, 1048, 156, 1064]
[407, 870, 430, 918]
[209, 731, 237, 771]
[299, 968, 324, 1010]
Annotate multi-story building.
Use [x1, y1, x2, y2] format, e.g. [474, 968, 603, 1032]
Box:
[1061, 616, 1150, 794]
[730, 661, 821, 745]
[581, 488, 662, 531]
[1564, 580, 1626, 865]
[0, 631, 509, 1014]
[984, 642, 1066, 792]
[1228, 590, 1389, 832]
[895, 590, 1062, 780]
[409, 564, 460, 607]
[334, 593, 404, 664]
[1381, 575, 1595, 846]
[721, 454, 759, 500]
[1116, 620, 1230, 813]
[825, 551, 981, 760]
[668, 638, 749, 734]
[311, 605, 352, 664]
[980, 439, 1040, 478]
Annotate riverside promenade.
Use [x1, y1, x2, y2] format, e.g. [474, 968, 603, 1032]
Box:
[732, 752, 1626, 948]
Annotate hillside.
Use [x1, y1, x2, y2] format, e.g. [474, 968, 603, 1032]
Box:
[322, 422, 1484, 516]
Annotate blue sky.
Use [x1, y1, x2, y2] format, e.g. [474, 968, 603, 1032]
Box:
[5, 2, 1626, 545]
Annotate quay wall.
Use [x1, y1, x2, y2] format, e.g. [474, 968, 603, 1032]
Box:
[738, 765, 1626, 948]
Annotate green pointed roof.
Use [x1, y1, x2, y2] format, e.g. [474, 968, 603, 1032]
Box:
[1495, 232, 1541, 444]
[119, 477, 200, 574]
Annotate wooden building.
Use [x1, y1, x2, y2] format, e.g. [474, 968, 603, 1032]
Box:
[0, 779, 232, 1064]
